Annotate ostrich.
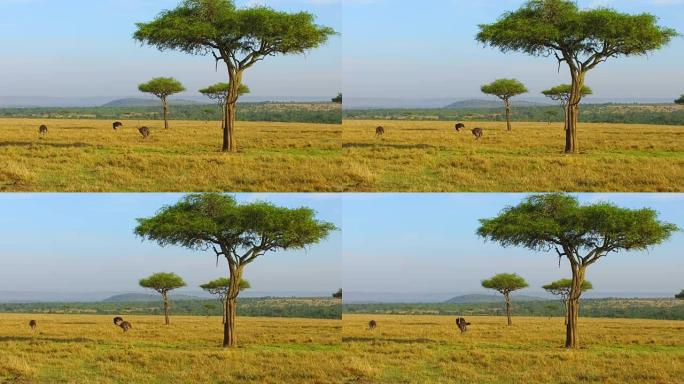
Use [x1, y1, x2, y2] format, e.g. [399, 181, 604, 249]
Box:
[472, 128, 483, 140]
[28, 320, 37, 331]
[113, 122, 123, 130]
[113, 316, 132, 332]
[455, 123, 466, 132]
[375, 126, 385, 137]
[368, 320, 377, 330]
[39, 125, 48, 135]
[139, 127, 151, 139]
[455, 317, 471, 334]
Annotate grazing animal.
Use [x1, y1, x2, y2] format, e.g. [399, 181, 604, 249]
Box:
[368, 320, 377, 330]
[455, 317, 471, 334]
[118, 321, 132, 333]
[113, 316, 124, 325]
[39, 125, 48, 135]
[28, 320, 37, 331]
[138, 126, 151, 139]
[472, 128, 483, 140]
[375, 126, 385, 137]
[113, 122, 123, 130]
[455, 123, 466, 132]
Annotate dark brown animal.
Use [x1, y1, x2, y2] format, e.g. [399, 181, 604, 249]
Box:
[113, 122, 123, 130]
[375, 126, 385, 137]
[455, 317, 471, 334]
[368, 320, 377, 330]
[472, 128, 483, 140]
[455, 123, 465, 132]
[113, 316, 124, 325]
[39, 125, 48, 135]
[118, 321, 132, 333]
[29, 320, 37, 331]
[139, 126, 150, 139]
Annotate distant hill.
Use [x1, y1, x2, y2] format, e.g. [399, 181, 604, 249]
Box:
[445, 99, 550, 109]
[101, 98, 202, 108]
[444, 294, 546, 304]
[103, 293, 203, 302]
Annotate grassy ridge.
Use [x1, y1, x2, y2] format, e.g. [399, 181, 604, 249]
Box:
[344, 298, 684, 321]
[344, 104, 684, 126]
[0, 118, 344, 192]
[0, 314, 343, 384]
[0, 102, 342, 124]
[0, 297, 341, 320]
[343, 120, 684, 192]
[343, 314, 684, 384]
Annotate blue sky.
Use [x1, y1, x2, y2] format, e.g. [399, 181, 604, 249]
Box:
[0, 193, 341, 294]
[0, 0, 341, 99]
[343, 194, 684, 296]
[344, 0, 684, 100]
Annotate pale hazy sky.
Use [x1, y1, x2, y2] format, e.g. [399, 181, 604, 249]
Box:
[343, 194, 684, 295]
[344, 0, 684, 100]
[0, 194, 341, 294]
[0, 0, 341, 98]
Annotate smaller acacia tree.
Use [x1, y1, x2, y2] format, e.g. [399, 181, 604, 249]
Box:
[138, 77, 186, 130]
[543, 279, 592, 325]
[481, 273, 528, 326]
[332, 93, 342, 104]
[675, 95, 684, 105]
[200, 83, 250, 131]
[332, 289, 342, 299]
[200, 278, 251, 324]
[676, 290, 684, 299]
[542, 84, 592, 133]
[139, 272, 186, 325]
[481, 79, 528, 131]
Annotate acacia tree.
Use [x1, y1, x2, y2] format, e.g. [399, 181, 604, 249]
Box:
[478, 194, 677, 348]
[199, 83, 250, 131]
[200, 277, 250, 324]
[676, 290, 684, 299]
[477, 0, 677, 153]
[138, 77, 186, 130]
[135, 193, 336, 347]
[481, 273, 528, 326]
[332, 93, 342, 104]
[139, 272, 186, 325]
[543, 278, 593, 325]
[542, 84, 592, 131]
[134, 0, 336, 152]
[332, 289, 342, 299]
[481, 79, 528, 131]
[676, 95, 684, 105]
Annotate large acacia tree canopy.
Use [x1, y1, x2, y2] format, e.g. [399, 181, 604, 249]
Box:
[482, 273, 529, 293]
[134, 193, 337, 260]
[476, 0, 678, 70]
[133, 0, 336, 69]
[676, 95, 684, 105]
[477, 194, 678, 263]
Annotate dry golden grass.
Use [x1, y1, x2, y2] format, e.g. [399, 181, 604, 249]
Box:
[0, 313, 342, 384]
[0, 118, 343, 192]
[343, 120, 684, 192]
[343, 314, 684, 384]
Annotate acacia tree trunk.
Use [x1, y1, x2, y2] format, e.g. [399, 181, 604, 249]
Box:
[504, 98, 512, 131]
[162, 292, 170, 325]
[565, 71, 586, 154]
[223, 266, 244, 347]
[566, 266, 586, 348]
[563, 298, 569, 326]
[162, 97, 169, 130]
[504, 292, 512, 326]
[221, 297, 227, 325]
[222, 68, 244, 152]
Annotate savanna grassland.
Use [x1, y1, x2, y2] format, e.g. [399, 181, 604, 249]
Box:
[0, 118, 343, 192]
[0, 313, 342, 384]
[343, 120, 684, 192]
[343, 314, 684, 384]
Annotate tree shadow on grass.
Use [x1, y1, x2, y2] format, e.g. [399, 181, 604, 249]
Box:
[0, 336, 93, 344]
[342, 336, 436, 344]
[342, 143, 436, 150]
[0, 141, 92, 149]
